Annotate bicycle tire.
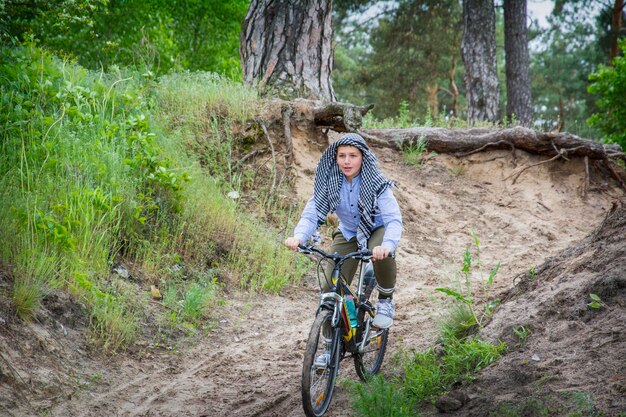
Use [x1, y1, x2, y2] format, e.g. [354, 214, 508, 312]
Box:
[354, 325, 388, 381]
[354, 286, 389, 381]
[301, 309, 341, 417]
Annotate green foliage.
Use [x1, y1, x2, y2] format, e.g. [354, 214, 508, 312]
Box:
[0, 44, 166, 339]
[88, 277, 141, 353]
[153, 72, 306, 291]
[512, 326, 531, 346]
[530, 2, 609, 136]
[436, 231, 501, 335]
[587, 39, 626, 149]
[0, 0, 247, 78]
[439, 336, 505, 384]
[438, 303, 478, 341]
[1, 43, 305, 352]
[587, 293, 605, 310]
[162, 269, 220, 326]
[349, 335, 505, 416]
[9, 244, 59, 320]
[347, 375, 415, 417]
[403, 135, 428, 168]
[528, 265, 537, 280]
[333, 0, 462, 120]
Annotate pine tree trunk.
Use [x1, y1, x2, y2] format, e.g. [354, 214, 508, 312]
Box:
[461, 0, 500, 124]
[240, 0, 335, 101]
[504, 0, 532, 126]
[610, 0, 624, 64]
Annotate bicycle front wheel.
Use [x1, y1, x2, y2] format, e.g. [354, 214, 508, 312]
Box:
[301, 309, 341, 417]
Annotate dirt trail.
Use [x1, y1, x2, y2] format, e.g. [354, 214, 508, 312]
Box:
[5, 130, 624, 417]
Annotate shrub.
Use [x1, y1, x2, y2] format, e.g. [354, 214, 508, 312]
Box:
[587, 39, 626, 150]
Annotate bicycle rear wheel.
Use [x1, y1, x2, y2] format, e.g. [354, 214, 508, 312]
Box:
[354, 285, 389, 381]
[302, 309, 341, 417]
[354, 325, 388, 381]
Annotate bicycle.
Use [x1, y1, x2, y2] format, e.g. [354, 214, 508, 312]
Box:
[298, 243, 390, 417]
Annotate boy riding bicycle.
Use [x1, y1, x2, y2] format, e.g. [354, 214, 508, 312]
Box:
[284, 133, 403, 330]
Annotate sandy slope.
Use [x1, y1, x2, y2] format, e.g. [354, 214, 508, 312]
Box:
[3, 130, 624, 417]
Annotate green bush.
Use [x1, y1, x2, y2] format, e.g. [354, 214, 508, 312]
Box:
[1, 43, 307, 351]
[587, 39, 626, 150]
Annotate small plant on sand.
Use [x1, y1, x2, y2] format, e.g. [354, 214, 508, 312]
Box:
[448, 165, 466, 177]
[436, 231, 501, 335]
[512, 326, 531, 346]
[587, 293, 605, 310]
[529, 265, 537, 280]
[403, 135, 428, 168]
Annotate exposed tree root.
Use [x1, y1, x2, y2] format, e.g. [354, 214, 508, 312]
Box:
[360, 126, 626, 189]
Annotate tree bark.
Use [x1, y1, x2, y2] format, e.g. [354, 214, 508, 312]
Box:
[360, 127, 625, 161]
[240, 0, 335, 101]
[610, 0, 624, 64]
[504, 0, 533, 127]
[461, 0, 500, 124]
[312, 102, 374, 132]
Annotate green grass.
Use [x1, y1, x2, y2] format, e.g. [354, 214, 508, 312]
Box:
[438, 302, 478, 340]
[403, 135, 428, 167]
[0, 43, 307, 351]
[348, 375, 416, 417]
[162, 268, 220, 326]
[349, 334, 505, 416]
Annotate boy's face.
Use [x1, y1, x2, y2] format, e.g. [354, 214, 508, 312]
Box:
[336, 145, 363, 181]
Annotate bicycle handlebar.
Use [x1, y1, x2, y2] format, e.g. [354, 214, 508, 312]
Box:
[297, 243, 393, 261]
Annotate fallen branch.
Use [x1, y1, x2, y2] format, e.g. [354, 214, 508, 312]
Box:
[234, 149, 265, 170]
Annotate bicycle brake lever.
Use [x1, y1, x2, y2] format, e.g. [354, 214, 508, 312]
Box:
[297, 244, 313, 254]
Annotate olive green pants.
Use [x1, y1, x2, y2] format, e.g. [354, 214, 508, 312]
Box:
[323, 227, 396, 299]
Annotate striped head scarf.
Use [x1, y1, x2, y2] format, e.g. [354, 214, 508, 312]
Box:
[313, 133, 393, 249]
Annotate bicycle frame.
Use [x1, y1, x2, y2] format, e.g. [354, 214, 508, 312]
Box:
[299, 243, 391, 417]
[300, 245, 377, 354]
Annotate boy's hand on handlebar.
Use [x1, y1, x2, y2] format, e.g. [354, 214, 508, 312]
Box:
[372, 245, 390, 261]
[284, 237, 301, 252]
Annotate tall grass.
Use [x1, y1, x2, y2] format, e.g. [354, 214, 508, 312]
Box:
[0, 44, 163, 347]
[1, 43, 307, 350]
[153, 72, 309, 292]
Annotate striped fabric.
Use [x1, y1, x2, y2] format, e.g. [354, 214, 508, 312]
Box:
[376, 284, 395, 297]
[313, 133, 393, 249]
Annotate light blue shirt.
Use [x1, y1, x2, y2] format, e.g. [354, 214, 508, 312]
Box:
[294, 174, 403, 252]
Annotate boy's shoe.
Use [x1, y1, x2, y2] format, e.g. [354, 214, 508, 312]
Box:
[313, 336, 332, 370]
[313, 351, 331, 369]
[372, 299, 395, 329]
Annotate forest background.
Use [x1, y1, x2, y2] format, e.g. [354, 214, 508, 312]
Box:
[2, 0, 625, 141]
[1, 1, 625, 415]
[1, 0, 625, 351]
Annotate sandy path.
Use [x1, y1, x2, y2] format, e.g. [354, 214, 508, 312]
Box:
[46, 138, 622, 417]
